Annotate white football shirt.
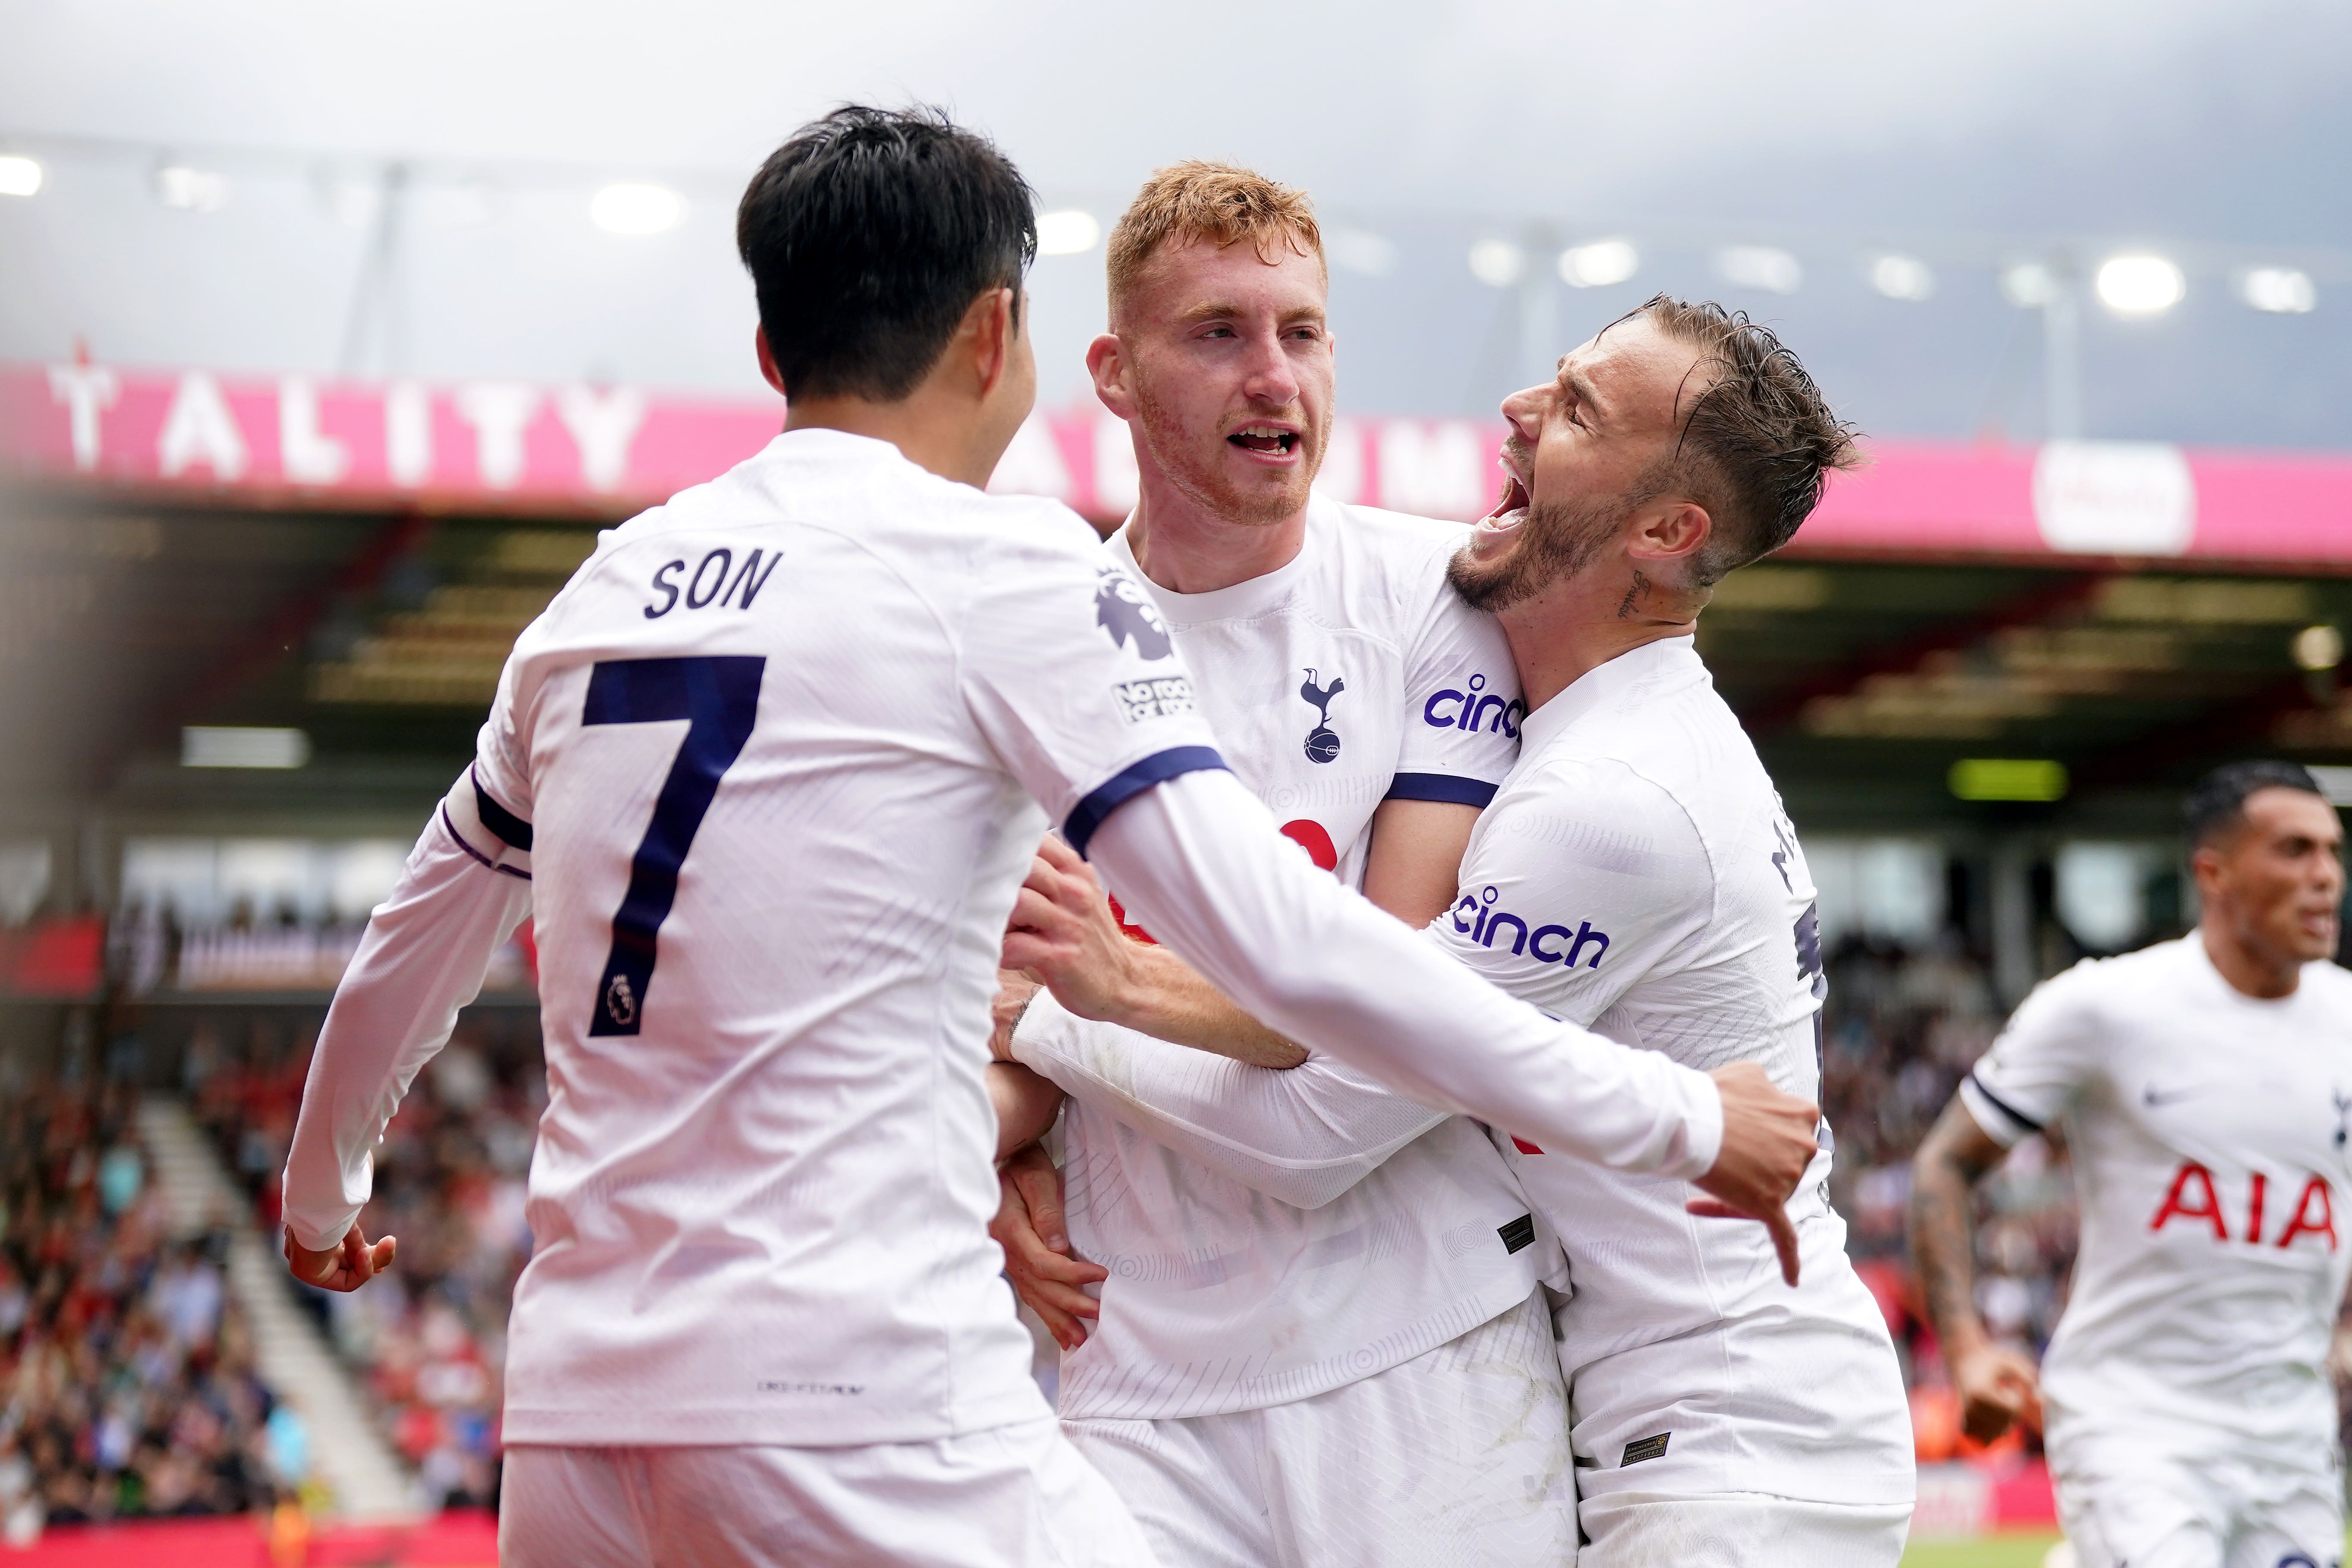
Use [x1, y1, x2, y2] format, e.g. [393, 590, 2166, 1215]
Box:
[1963, 935, 2352, 1456]
[1434, 636, 1914, 1508]
[1029, 497, 1554, 1422]
[453, 429, 1222, 1448]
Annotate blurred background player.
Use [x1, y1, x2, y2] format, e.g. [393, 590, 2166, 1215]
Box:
[985, 162, 1579, 1565]
[1435, 299, 1916, 1559]
[273, 104, 1815, 1568]
[1911, 760, 2351, 1568]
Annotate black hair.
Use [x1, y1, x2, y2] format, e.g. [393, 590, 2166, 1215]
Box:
[736, 105, 1036, 402]
[2183, 759, 2327, 850]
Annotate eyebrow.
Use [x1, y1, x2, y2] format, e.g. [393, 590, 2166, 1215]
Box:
[1174, 300, 1327, 328]
[1556, 360, 1606, 423]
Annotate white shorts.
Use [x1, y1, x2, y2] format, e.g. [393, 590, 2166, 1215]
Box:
[1575, 1490, 1911, 1565]
[2053, 1426, 2343, 1568]
[499, 1417, 1158, 1568]
[1063, 1290, 1574, 1568]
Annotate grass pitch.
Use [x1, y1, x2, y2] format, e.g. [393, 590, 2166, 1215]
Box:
[1899, 1537, 2062, 1568]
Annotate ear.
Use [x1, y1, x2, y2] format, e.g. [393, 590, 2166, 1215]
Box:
[1086, 333, 1135, 421]
[1628, 499, 1713, 566]
[754, 327, 787, 398]
[967, 288, 1017, 399]
[2190, 843, 2227, 899]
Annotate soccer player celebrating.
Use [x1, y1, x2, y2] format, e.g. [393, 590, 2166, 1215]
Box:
[1007, 297, 1917, 1562]
[274, 107, 1820, 1567]
[1912, 762, 2350, 1568]
[988, 163, 1579, 1565]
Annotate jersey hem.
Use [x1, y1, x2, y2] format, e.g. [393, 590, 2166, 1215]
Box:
[1052, 1275, 1540, 1424]
[499, 1384, 1052, 1449]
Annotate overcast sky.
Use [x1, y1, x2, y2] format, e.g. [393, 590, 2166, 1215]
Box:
[4, 0, 2346, 444]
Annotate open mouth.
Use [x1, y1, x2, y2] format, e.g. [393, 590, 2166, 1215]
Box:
[1481, 470, 1531, 532]
[1228, 424, 1300, 458]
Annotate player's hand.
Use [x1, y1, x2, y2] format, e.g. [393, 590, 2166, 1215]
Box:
[1002, 835, 1145, 1026]
[990, 1144, 1106, 1351]
[284, 1222, 396, 1293]
[989, 969, 1041, 1061]
[1950, 1336, 2043, 1444]
[1687, 1061, 1820, 1287]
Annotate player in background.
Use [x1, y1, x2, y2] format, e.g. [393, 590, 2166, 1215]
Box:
[274, 107, 1821, 1568]
[1911, 762, 2350, 1568]
[1004, 296, 1916, 1563]
[984, 163, 1578, 1566]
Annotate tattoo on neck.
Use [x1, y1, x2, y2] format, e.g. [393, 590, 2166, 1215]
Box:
[1616, 569, 1649, 620]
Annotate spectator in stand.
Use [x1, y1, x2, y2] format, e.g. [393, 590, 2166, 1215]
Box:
[0, 1076, 279, 1532]
[190, 1016, 539, 1509]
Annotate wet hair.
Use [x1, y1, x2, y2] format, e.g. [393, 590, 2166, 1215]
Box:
[1631, 295, 1861, 586]
[2183, 759, 2329, 851]
[736, 105, 1035, 401]
[1105, 161, 1323, 320]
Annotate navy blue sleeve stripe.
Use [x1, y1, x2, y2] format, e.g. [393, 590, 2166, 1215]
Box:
[442, 805, 532, 881]
[1064, 746, 1230, 860]
[1384, 772, 1499, 808]
[1966, 1069, 2044, 1135]
[471, 764, 534, 852]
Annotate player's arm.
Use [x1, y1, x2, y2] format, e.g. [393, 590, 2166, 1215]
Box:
[280, 765, 534, 1292]
[1008, 797, 1479, 1070]
[1910, 1096, 2043, 1442]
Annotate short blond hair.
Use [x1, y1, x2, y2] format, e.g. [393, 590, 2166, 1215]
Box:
[1105, 161, 1323, 317]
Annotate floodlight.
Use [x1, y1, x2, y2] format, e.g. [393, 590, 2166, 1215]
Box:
[2241, 267, 2316, 315]
[2293, 624, 2345, 673]
[1867, 254, 1934, 302]
[0, 155, 41, 197]
[1468, 239, 1524, 288]
[2094, 255, 2185, 316]
[1716, 246, 1801, 294]
[1559, 239, 1638, 288]
[2000, 262, 2061, 307]
[1036, 209, 1101, 256]
[156, 166, 229, 212]
[590, 183, 683, 236]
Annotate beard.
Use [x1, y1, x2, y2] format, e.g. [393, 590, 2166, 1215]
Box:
[1132, 376, 1322, 528]
[1446, 486, 1630, 612]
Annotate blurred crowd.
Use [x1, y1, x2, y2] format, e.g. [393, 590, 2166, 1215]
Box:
[1817, 934, 2079, 1466]
[0, 1075, 287, 1539]
[18, 919, 2352, 1526]
[185, 1014, 540, 1512]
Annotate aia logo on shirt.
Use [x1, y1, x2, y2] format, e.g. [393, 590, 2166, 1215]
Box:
[2150, 1162, 2337, 1252]
[1299, 668, 1345, 764]
[1095, 571, 1173, 661]
[1423, 674, 1524, 739]
[1451, 885, 1610, 969]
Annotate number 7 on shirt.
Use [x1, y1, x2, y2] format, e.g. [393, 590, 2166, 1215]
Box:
[582, 656, 767, 1036]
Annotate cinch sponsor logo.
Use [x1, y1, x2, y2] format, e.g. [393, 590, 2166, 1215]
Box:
[1451, 884, 1609, 969]
[1424, 674, 1525, 739]
[2149, 1161, 2337, 1252]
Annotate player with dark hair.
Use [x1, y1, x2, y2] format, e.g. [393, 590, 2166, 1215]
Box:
[274, 106, 1820, 1566]
[1911, 760, 2350, 1568]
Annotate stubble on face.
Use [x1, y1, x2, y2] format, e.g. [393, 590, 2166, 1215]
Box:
[1446, 482, 1637, 612]
[1131, 364, 1323, 528]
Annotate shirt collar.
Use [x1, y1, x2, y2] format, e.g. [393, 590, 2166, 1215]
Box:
[1107, 495, 1332, 625]
[1518, 635, 1704, 756]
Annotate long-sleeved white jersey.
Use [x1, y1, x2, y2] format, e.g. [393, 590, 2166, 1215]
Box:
[1013, 500, 1557, 1422]
[1436, 636, 1914, 1509]
[280, 431, 1724, 1451]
